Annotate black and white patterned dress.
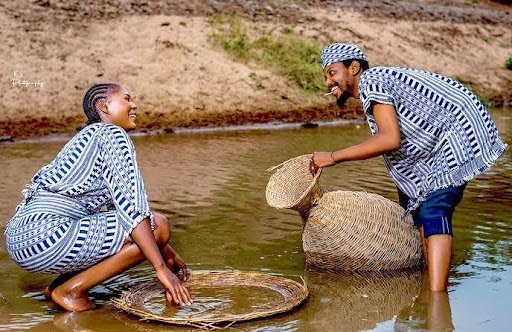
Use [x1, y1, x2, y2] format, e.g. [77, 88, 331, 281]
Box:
[5, 123, 154, 274]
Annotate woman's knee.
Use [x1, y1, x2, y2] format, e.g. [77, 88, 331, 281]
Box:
[153, 212, 171, 247]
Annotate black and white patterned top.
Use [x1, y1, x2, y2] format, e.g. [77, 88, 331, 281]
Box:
[358, 66, 507, 212]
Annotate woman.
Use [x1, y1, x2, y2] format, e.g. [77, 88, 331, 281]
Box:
[5, 83, 192, 311]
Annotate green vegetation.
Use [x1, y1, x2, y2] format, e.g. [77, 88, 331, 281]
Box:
[210, 15, 324, 93]
[455, 75, 496, 108]
[506, 57, 512, 70]
[249, 72, 268, 90]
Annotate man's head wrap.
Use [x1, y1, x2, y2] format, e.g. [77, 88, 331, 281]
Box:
[321, 43, 367, 70]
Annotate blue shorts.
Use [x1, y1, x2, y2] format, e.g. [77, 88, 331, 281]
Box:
[398, 183, 467, 238]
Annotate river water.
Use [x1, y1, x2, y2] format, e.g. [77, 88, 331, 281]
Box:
[0, 109, 510, 331]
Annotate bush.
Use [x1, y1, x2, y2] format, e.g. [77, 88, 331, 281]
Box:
[506, 57, 512, 70]
[211, 16, 325, 93]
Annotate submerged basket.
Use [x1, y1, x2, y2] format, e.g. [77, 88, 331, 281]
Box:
[112, 270, 308, 330]
[305, 269, 422, 331]
[266, 155, 422, 272]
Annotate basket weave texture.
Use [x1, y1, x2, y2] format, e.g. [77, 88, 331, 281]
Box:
[266, 155, 422, 272]
[305, 269, 422, 331]
[112, 270, 308, 330]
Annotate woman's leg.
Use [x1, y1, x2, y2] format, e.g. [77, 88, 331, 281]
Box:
[44, 272, 80, 299]
[51, 213, 172, 311]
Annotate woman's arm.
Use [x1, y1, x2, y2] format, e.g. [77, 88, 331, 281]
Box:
[131, 218, 192, 306]
[99, 125, 191, 305]
[310, 103, 401, 174]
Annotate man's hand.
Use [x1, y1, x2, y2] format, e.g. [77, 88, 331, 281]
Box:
[309, 103, 400, 175]
[310, 152, 336, 175]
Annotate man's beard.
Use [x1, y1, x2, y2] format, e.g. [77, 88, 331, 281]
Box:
[336, 90, 351, 107]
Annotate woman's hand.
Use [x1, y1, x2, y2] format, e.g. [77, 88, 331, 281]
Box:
[130, 220, 192, 306]
[165, 246, 189, 281]
[156, 266, 192, 306]
[310, 151, 337, 175]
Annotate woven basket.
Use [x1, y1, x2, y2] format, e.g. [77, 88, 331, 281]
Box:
[112, 270, 308, 330]
[266, 155, 325, 213]
[266, 155, 422, 272]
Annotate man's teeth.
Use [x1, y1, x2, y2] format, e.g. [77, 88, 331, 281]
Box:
[325, 86, 339, 96]
[129, 114, 136, 119]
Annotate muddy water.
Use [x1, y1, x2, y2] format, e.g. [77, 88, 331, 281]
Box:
[0, 109, 510, 331]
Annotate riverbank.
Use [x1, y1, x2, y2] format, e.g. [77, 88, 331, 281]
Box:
[1, 0, 511, 141]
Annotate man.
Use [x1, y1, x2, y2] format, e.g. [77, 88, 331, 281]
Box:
[310, 43, 507, 291]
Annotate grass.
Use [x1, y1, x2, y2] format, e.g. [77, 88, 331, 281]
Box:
[249, 73, 268, 90]
[455, 75, 497, 107]
[506, 57, 512, 70]
[209, 15, 325, 93]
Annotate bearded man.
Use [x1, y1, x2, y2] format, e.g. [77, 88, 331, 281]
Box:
[310, 43, 507, 291]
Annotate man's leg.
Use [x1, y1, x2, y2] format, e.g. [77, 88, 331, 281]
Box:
[427, 234, 452, 291]
[417, 184, 466, 292]
[428, 276, 454, 330]
[419, 227, 429, 267]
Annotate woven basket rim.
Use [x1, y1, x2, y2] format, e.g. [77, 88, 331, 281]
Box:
[112, 270, 309, 329]
[266, 154, 322, 209]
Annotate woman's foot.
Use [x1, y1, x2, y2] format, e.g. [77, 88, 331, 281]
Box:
[44, 286, 52, 299]
[44, 272, 80, 299]
[51, 285, 95, 312]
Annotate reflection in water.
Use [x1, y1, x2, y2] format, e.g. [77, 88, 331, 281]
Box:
[396, 273, 455, 331]
[299, 269, 423, 331]
[51, 311, 94, 332]
[0, 109, 510, 331]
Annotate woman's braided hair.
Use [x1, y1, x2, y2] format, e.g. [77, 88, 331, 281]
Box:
[82, 83, 121, 125]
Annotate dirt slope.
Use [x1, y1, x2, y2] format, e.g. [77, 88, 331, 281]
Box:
[1, 0, 511, 140]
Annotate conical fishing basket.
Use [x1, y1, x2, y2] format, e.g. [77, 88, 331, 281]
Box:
[266, 154, 324, 213]
[266, 155, 422, 272]
[112, 270, 308, 330]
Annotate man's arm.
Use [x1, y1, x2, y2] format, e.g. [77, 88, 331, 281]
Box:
[311, 103, 400, 173]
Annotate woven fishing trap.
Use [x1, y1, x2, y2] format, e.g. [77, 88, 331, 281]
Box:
[112, 270, 309, 330]
[266, 155, 422, 272]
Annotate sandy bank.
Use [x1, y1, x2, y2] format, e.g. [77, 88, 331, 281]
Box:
[1, 0, 511, 140]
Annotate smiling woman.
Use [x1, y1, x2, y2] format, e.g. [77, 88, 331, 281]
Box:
[83, 84, 137, 130]
[4, 84, 192, 312]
